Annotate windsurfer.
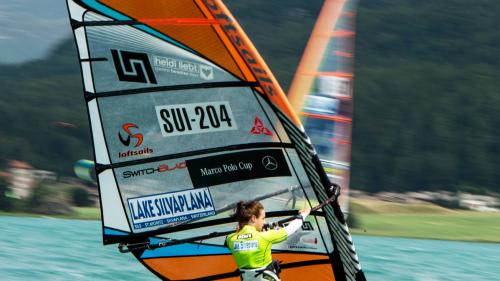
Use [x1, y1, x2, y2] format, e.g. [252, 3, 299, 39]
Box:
[226, 201, 310, 281]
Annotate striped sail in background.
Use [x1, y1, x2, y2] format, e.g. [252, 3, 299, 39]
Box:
[288, 0, 359, 214]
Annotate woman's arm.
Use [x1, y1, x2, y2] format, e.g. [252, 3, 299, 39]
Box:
[284, 208, 311, 236]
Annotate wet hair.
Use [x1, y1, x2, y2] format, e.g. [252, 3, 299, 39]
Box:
[234, 201, 264, 229]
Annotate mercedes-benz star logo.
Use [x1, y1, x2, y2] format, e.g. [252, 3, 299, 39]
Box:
[262, 156, 278, 171]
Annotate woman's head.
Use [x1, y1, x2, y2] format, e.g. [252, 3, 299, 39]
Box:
[234, 201, 265, 231]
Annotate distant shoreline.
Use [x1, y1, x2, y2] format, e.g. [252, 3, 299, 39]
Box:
[2, 199, 499, 243]
[349, 198, 500, 243]
[0, 207, 100, 221]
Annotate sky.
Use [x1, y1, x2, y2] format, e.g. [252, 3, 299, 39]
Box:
[0, 0, 71, 64]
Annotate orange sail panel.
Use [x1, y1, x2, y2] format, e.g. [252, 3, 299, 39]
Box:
[96, 0, 254, 84]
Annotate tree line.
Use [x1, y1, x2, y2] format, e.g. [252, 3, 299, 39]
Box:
[0, 0, 499, 194]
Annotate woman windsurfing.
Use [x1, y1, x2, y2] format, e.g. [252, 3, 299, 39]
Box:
[227, 201, 311, 281]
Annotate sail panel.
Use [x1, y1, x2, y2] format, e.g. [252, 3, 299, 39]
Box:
[81, 62, 95, 93]
[99, 0, 206, 18]
[142, 252, 335, 281]
[83, 25, 239, 93]
[99, 169, 131, 233]
[80, 0, 256, 82]
[73, 28, 89, 59]
[107, 146, 335, 253]
[98, 87, 291, 164]
[113, 147, 306, 233]
[83, 11, 113, 22]
[67, 0, 86, 21]
[88, 100, 110, 164]
[142, 241, 231, 259]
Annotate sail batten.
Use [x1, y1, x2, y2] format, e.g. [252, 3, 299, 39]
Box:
[84, 81, 259, 100]
[96, 142, 295, 173]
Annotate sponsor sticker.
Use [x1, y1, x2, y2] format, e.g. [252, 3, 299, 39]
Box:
[301, 221, 314, 231]
[249, 116, 273, 136]
[237, 233, 253, 239]
[153, 55, 214, 80]
[187, 149, 291, 188]
[155, 101, 237, 137]
[282, 220, 314, 231]
[233, 240, 259, 252]
[111, 49, 157, 84]
[128, 188, 215, 230]
[117, 123, 154, 159]
[287, 234, 319, 249]
[122, 161, 186, 179]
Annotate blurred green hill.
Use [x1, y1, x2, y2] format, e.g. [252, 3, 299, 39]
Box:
[352, 0, 500, 193]
[0, 0, 499, 194]
[0, 39, 92, 175]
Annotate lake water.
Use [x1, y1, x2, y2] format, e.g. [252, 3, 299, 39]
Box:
[1, 217, 499, 280]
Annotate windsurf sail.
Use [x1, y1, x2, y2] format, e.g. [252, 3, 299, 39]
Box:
[66, 0, 365, 280]
[287, 0, 358, 213]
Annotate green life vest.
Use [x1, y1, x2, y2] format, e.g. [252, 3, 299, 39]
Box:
[226, 225, 287, 269]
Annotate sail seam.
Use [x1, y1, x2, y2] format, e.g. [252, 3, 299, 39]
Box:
[95, 142, 293, 173]
[84, 81, 259, 101]
[72, 19, 220, 28]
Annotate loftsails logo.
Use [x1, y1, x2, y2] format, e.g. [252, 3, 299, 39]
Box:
[119, 123, 143, 147]
[118, 123, 153, 158]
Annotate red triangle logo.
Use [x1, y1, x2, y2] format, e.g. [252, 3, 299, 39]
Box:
[250, 117, 273, 136]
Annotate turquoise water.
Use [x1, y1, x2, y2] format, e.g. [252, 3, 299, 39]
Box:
[356, 236, 500, 280]
[1, 217, 499, 280]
